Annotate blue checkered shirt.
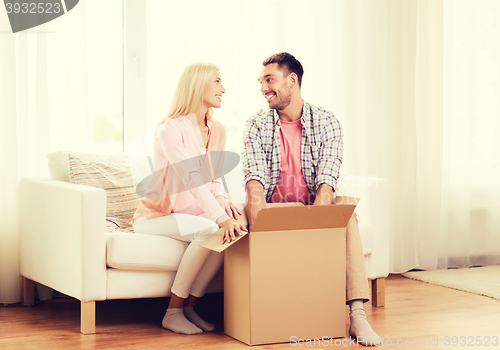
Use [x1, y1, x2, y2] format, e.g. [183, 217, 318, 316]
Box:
[242, 101, 343, 202]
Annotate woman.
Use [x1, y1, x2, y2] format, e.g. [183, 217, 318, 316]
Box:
[132, 62, 247, 334]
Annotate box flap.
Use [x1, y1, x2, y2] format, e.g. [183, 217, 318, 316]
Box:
[200, 196, 359, 252]
[251, 196, 358, 232]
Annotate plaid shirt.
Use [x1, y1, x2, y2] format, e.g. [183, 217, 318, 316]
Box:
[242, 101, 343, 202]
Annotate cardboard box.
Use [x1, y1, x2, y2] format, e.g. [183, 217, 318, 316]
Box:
[201, 197, 358, 345]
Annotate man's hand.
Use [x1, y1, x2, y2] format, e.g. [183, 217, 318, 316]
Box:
[245, 180, 266, 231]
[313, 184, 334, 205]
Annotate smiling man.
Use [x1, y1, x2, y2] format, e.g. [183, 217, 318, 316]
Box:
[242, 52, 382, 347]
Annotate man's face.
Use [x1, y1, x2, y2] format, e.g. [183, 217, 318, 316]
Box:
[258, 63, 292, 111]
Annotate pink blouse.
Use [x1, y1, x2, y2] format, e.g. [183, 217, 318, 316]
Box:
[132, 114, 229, 224]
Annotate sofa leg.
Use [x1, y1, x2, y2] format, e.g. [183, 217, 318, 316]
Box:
[22, 277, 35, 306]
[371, 277, 385, 307]
[81, 301, 96, 334]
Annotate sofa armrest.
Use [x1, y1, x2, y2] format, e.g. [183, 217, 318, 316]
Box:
[20, 178, 107, 302]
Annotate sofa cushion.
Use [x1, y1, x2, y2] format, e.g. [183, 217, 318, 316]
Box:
[106, 266, 224, 299]
[68, 154, 140, 229]
[106, 230, 188, 271]
[106, 269, 177, 299]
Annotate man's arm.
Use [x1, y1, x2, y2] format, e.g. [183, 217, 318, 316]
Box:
[314, 112, 343, 203]
[245, 180, 266, 231]
[242, 114, 269, 230]
[313, 183, 335, 205]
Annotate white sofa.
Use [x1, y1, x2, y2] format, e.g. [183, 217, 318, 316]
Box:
[19, 152, 390, 334]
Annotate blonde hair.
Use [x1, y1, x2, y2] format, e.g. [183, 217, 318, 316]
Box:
[161, 62, 219, 123]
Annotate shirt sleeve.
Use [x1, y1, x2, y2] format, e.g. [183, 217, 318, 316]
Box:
[156, 121, 227, 223]
[315, 116, 343, 192]
[242, 115, 266, 188]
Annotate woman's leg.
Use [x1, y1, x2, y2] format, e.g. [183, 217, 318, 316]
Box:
[133, 214, 220, 333]
[189, 251, 223, 298]
[167, 216, 223, 332]
[181, 250, 223, 332]
[133, 213, 220, 298]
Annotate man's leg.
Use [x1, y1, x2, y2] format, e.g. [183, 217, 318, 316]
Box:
[346, 213, 382, 346]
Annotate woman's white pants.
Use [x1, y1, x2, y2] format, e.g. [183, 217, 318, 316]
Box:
[133, 214, 223, 299]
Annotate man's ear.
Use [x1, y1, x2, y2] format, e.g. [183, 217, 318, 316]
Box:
[289, 73, 298, 88]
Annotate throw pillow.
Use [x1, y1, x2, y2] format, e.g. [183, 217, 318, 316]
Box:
[68, 154, 140, 229]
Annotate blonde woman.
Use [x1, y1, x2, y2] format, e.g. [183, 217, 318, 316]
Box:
[132, 63, 247, 334]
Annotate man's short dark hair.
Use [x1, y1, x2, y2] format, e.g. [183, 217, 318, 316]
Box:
[263, 52, 304, 87]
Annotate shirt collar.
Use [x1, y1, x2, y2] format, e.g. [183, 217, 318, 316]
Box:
[272, 109, 280, 125]
[271, 100, 310, 126]
[185, 113, 212, 128]
[300, 101, 311, 125]
[184, 113, 197, 126]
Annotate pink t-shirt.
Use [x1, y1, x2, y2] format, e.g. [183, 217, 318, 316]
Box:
[269, 119, 311, 204]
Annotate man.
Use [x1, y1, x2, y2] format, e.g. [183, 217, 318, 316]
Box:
[242, 52, 382, 346]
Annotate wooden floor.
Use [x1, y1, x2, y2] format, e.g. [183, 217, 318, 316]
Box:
[1, 274, 499, 349]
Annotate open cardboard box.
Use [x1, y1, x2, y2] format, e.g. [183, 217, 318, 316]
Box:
[201, 196, 359, 345]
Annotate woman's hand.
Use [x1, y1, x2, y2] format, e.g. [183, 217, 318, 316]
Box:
[216, 196, 241, 219]
[219, 218, 248, 244]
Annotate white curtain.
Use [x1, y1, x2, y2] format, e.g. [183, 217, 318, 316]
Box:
[0, 1, 122, 304]
[338, 0, 500, 272]
[0, 11, 48, 304]
[440, 0, 500, 268]
[0, 18, 21, 304]
[398, 0, 500, 270]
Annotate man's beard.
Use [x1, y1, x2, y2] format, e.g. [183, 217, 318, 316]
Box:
[270, 86, 292, 111]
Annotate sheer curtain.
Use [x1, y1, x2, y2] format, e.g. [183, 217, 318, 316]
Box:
[339, 0, 500, 272]
[0, 18, 22, 303]
[394, 0, 500, 270]
[441, 0, 500, 268]
[0, 1, 122, 304]
[0, 11, 48, 304]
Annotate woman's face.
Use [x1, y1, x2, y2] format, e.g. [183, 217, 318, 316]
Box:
[203, 70, 226, 109]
